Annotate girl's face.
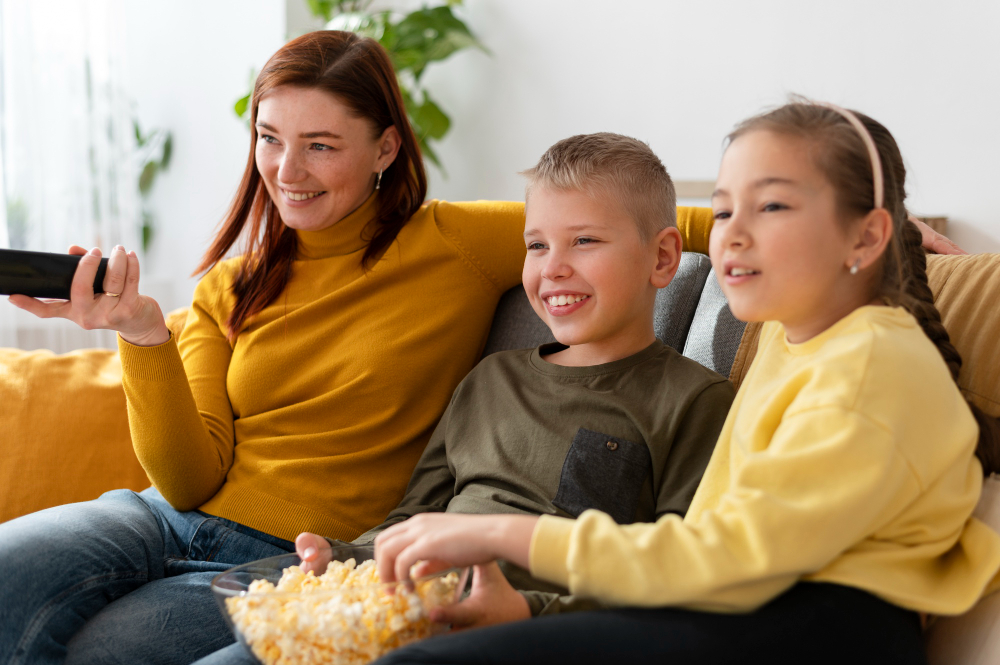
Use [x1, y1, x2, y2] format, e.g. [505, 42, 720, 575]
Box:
[710, 130, 869, 343]
[255, 85, 399, 233]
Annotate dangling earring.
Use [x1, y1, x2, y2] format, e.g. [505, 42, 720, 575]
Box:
[849, 258, 861, 275]
[375, 166, 383, 191]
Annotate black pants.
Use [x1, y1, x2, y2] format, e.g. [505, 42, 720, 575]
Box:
[373, 582, 927, 665]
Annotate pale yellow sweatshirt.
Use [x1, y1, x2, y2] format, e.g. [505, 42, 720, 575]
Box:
[531, 306, 1000, 615]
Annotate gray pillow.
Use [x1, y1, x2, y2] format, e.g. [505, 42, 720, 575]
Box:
[682, 268, 748, 377]
[482, 286, 554, 356]
[482, 252, 714, 357]
[654, 253, 713, 351]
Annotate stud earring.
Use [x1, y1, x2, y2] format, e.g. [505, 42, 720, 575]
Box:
[849, 258, 861, 275]
[375, 166, 383, 191]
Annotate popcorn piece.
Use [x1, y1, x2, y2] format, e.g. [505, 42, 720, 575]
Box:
[225, 558, 461, 665]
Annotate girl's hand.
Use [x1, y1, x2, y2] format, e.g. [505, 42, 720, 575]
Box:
[429, 561, 530, 631]
[373, 513, 538, 585]
[295, 532, 333, 575]
[8, 245, 170, 346]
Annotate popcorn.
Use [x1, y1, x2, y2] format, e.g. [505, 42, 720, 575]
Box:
[225, 558, 461, 665]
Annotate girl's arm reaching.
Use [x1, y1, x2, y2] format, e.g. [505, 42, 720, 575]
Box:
[374, 512, 538, 584]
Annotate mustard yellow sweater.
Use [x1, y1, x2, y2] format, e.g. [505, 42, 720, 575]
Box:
[119, 195, 714, 542]
[531, 306, 1000, 615]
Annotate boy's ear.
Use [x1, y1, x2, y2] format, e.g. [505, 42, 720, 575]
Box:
[851, 208, 893, 271]
[650, 227, 683, 289]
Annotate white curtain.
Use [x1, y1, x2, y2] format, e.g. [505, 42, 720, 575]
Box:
[0, 0, 140, 352]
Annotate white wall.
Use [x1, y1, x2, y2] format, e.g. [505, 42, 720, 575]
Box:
[420, 0, 1000, 253]
[122, 0, 286, 312]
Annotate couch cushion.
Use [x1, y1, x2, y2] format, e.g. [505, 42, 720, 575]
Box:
[926, 254, 1000, 418]
[0, 348, 148, 523]
[654, 253, 713, 351]
[681, 268, 748, 377]
[482, 253, 715, 356]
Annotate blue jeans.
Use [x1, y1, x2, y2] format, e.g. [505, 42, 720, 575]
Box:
[0, 487, 294, 665]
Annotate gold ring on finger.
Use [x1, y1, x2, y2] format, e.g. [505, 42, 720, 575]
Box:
[103, 291, 122, 298]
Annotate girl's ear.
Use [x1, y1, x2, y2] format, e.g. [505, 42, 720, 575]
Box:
[650, 226, 683, 289]
[375, 125, 402, 171]
[850, 208, 894, 272]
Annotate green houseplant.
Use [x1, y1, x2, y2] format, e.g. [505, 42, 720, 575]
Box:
[236, 0, 486, 172]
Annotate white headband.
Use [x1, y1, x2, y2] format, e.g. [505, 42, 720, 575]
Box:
[812, 101, 885, 210]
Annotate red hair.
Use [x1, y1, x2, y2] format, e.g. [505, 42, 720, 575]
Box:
[195, 31, 427, 340]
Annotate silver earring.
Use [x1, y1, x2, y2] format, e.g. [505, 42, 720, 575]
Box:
[849, 258, 861, 275]
[375, 166, 383, 191]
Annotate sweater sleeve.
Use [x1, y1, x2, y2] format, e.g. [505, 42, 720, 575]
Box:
[654, 379, 735, 517]
[432, 200, 526, 293]
[118, 267, 236, 511]
[529, 407, 921, 612]
[351, 401, 457, 545]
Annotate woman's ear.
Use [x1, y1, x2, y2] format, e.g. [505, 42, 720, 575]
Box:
[650, 226, 683, 289]
[376, 125, 402, 172]
[851, 208, 894, 271]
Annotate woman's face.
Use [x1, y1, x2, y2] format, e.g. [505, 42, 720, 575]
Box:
[255, 85, 399, 232]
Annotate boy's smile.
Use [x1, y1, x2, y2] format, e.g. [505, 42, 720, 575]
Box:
[541, 291, 591, 315]
[522, 186, 680, 366]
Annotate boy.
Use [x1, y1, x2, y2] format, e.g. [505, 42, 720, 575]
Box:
[300, 132, 734, 626]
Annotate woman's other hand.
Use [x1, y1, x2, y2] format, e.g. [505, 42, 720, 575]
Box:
[8, 245, 170, 346]
[428, 561, 531, 631]
[295, 532, 333, 575]
[910, 215, 969, 255]
[373, 513, 537, 585]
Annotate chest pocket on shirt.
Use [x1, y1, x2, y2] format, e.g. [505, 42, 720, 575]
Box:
[552, 427, 652, 524]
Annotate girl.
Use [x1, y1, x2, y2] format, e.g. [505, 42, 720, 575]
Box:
[369, 101, 1000, 664]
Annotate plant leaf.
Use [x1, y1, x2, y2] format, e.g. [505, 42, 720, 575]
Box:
[234, 92, 251, 119]
[327, 11, 379, 36]
[411, 92, 450, 140]
[160, 134, 173, 169]
[139, 162, 158, 194]
[307, 0, 336, 22]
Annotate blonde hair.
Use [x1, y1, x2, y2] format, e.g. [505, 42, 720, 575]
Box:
[521, 132, 676, 241]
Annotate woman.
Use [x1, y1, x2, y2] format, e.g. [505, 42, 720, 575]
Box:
[1, 31, 535, 665]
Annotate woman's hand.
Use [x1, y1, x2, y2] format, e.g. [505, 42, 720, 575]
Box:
[7, 245, 170, 346]
[429, 561, 530, 631]
[373, 513, 538, 585]
[910, 215, 968, 255]
[295, 532, 333, 575]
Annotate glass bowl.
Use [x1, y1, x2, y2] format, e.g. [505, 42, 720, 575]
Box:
[211, 544, 469, 665]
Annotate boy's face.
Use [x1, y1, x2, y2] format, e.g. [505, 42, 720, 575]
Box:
[522, 186, 679, 365]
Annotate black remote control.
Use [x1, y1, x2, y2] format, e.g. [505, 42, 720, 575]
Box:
[0, 248, 110, 300]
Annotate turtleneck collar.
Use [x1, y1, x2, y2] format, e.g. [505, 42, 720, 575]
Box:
[294, 192, 378, 260]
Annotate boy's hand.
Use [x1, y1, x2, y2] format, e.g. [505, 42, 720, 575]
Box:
[429, 562, 531, 631]
[295, 532, 332, 575]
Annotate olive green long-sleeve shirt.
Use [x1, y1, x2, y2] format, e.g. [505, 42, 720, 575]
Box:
[353, 339, 735, 615]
